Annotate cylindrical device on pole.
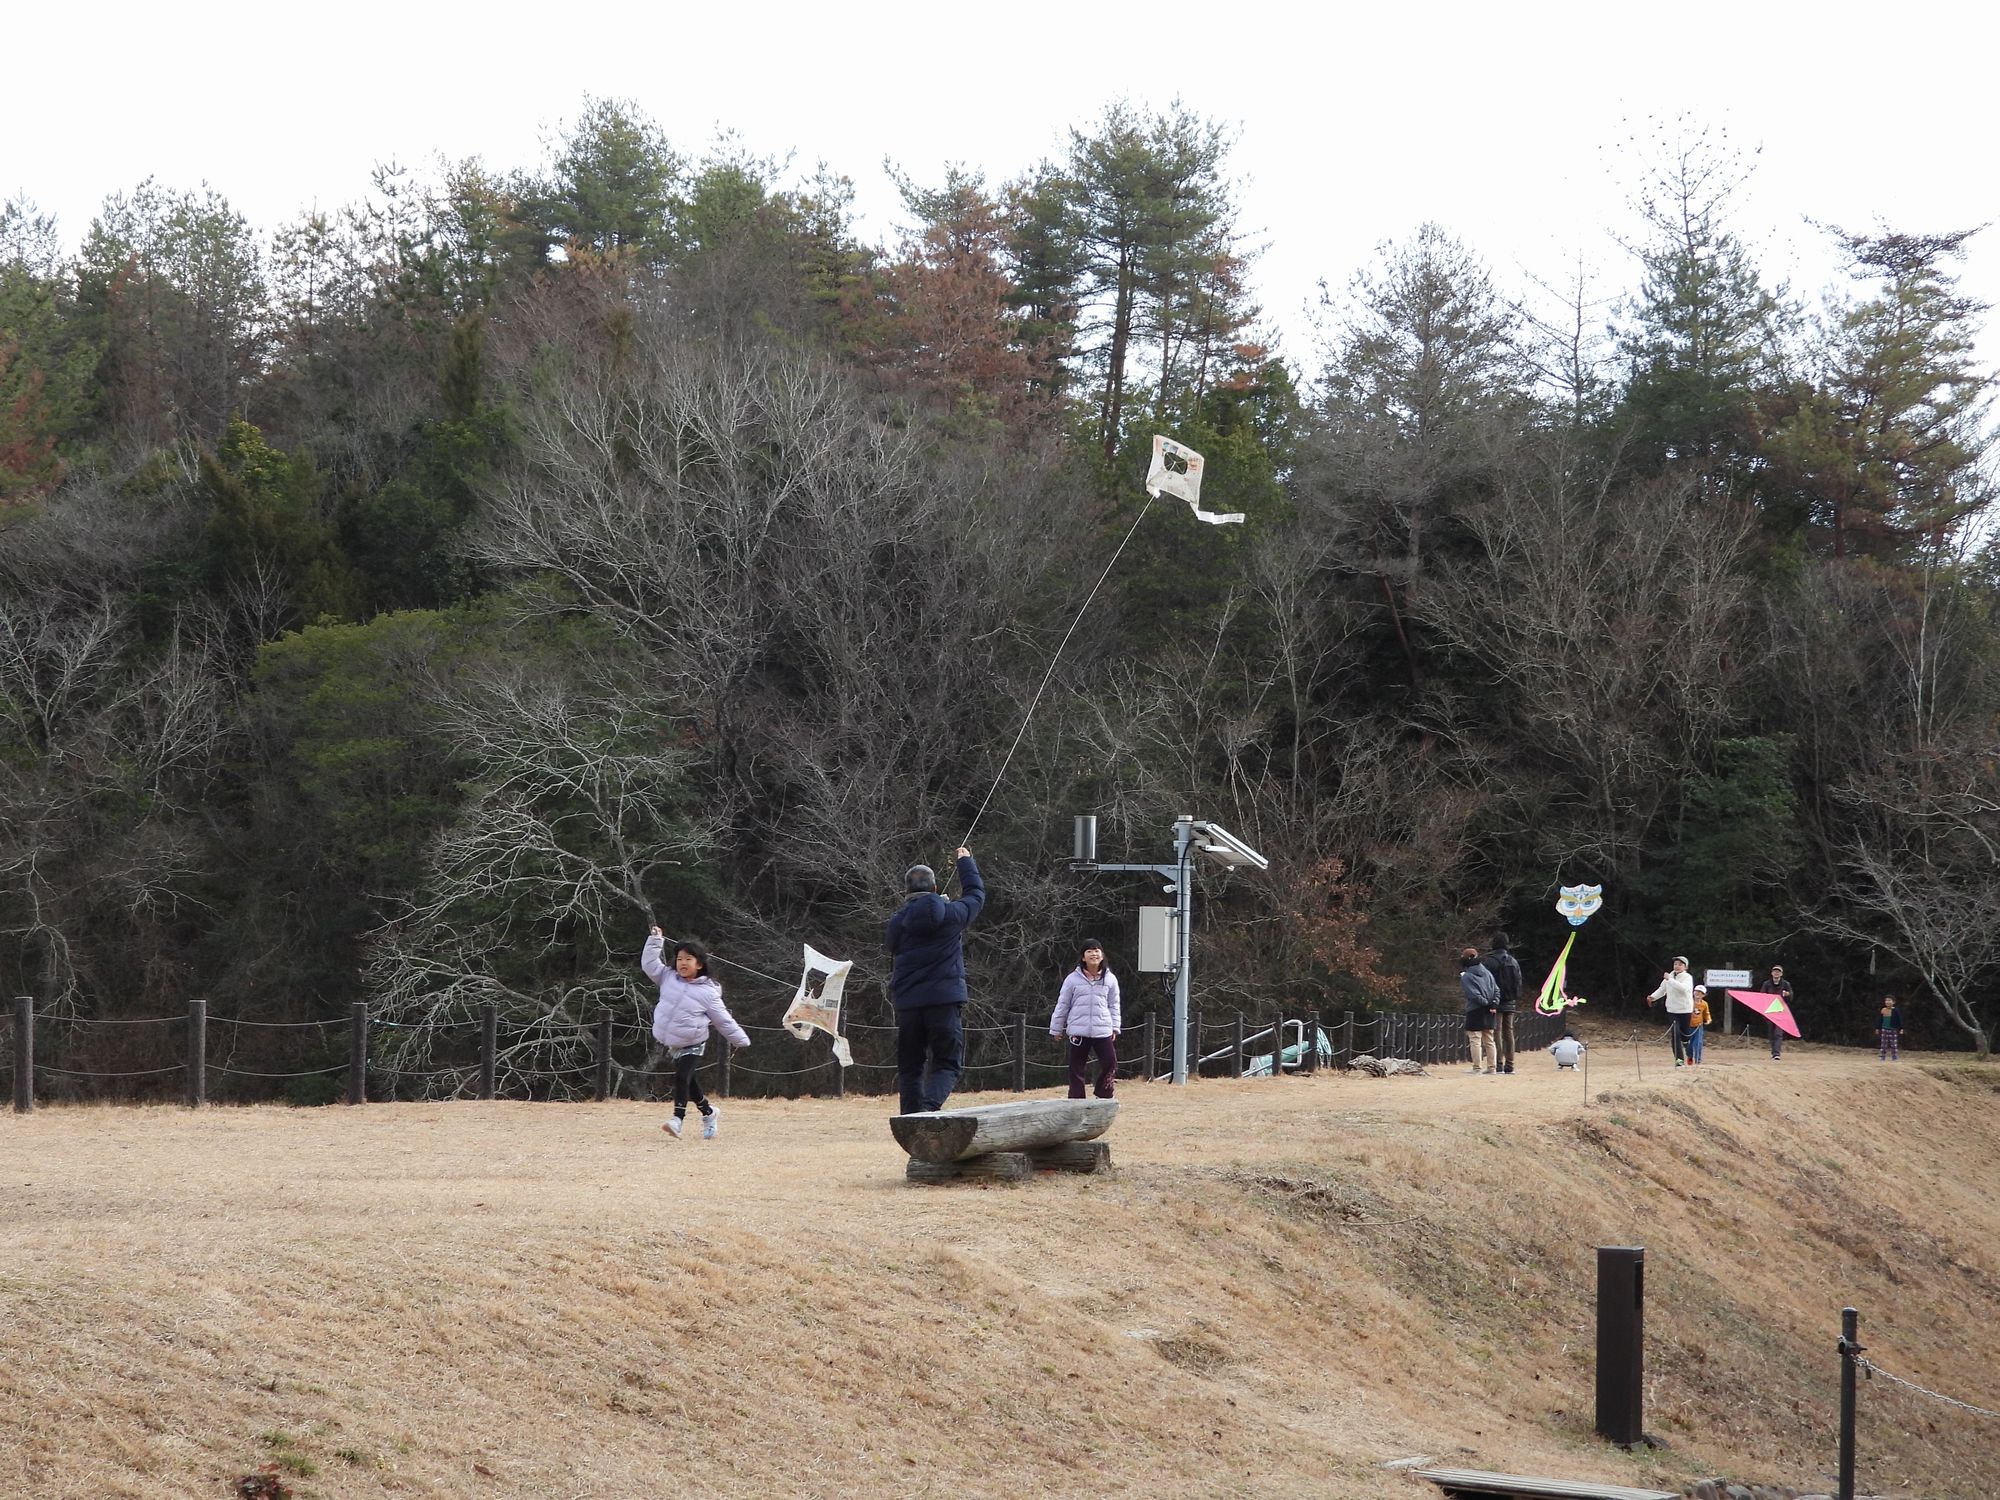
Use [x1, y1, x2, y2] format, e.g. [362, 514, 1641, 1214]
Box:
[479, 1003, 498, 1100]
[185, 999, 206, 1108]
[347, 1003, 368, 1105]
[1594, 1245, 1645, 1447]
[594, 1012, 613, 1102]
[1072, 814, 1097, 864]
[1838, 1307, 1860, 1500]
[13, 996, 33, 1114]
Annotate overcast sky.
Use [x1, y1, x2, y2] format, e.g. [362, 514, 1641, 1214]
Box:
[7, 1, 1996, 373]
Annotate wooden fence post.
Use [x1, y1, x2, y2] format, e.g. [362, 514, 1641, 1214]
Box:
[479, 1003, 497, 1100]
[13, 996, 32, 1114]
[1302, 1012, 1317, 1076]
[1142, 1012, 1157, 1082]
[1340, 1010, 1354, 1069]
[720, 1039, 732, 1098]
[832, 1054, 845, 1099]
[594, 1012, 613, 1102]
[347, 1003, 367, 1105]
[1272, 1013, 1285, 1079]
[185, 999, 206, 1108]
[1234, 1011, 1245, 1079]
[1013, 1012, 1028, 1093]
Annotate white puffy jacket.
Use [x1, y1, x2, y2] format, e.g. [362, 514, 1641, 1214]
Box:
[1050, 967, 1122, 1039]
[643, 936, 751, 1050]
[1648, 971, 1695, 1015]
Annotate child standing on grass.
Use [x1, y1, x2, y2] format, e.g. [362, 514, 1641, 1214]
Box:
[1689, 986, 1711, 1065]
[1879, 997, 1903, 1061]
[643, 926, 749, 1139]
[1050, 938, 1121, 1099]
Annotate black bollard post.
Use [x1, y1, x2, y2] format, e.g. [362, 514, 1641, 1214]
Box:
[347, 1003, 368, 1105]
[1595, 1246, 1645, 1448]
[185, 999, 206, 1108]
[832, 1053, 845, 1099]
[1271, 1013, 1286, 1078]
[13, 996, 33, 1114]
[595, 1012, 613, 1101]
[1013, 1012, 1028, 1093]
[479, 1003, 497, 1100]
[1838, 1307, 1861, 1500]
[1341, 1010, 1354, 1068]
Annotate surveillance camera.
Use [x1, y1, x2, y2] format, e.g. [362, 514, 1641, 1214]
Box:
[1162, 884, 1178, 894]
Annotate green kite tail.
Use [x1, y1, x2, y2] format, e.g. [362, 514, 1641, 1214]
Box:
[1535, 932, 1577, 1015]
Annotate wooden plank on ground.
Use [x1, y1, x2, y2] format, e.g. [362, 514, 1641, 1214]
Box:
[906, 1152, 1033, 1184]
[889, 1099, 1118, 1162]
[1413, 1469, 1677, 1500]
[1028, 1140, 1111, 1173]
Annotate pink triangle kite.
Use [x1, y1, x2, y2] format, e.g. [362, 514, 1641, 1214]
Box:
[1727, 990, 1801, 1038]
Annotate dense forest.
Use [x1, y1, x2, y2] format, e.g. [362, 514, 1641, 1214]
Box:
[3, 97, 1996, 1095]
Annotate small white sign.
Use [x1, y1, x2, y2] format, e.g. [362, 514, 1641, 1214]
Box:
[1704, 969, 1752, 988]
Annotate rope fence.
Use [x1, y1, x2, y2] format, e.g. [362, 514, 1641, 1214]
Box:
[6, 993, 1568, 1113]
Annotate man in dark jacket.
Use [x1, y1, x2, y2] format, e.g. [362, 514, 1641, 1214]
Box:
[887, 846, 986, 1114]
[1482, 933, 1525, 1074]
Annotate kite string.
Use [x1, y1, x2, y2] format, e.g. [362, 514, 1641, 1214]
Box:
[958, 491, 1160, 851]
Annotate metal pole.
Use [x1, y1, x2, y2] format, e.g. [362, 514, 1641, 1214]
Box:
[347, 1003, 367, 1105]
[479, 1003, 497, 1100]
[1838, 1307, 1861, 1500]
[594, 1012, 613, 1101]
[1233, 1011, 1245, 1079]
[185, 999, 206, 1108]
[1171, 814, 1193, 1084]
[13, 996, 33, 1113]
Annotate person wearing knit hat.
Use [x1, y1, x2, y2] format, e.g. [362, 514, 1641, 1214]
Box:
[1049, 938, 1121, 1099]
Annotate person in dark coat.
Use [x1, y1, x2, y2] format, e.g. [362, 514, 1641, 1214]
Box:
[1481, 932, 1524, 1074]
[886, 846, 986, 1115]
[1460, 947, 1501, 1075]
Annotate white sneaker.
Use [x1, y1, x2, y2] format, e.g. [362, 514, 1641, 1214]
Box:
[701, 1109, 719, 1140]
[662, 1116, 682, 1138]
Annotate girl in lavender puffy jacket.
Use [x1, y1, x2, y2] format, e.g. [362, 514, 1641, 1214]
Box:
[643, 927, 750, 1139]
[1050, 938, 1121, 1100]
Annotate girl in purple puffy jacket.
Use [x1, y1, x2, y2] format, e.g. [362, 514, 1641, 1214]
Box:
[643, 927, 750, 1139]
[1050, 938, 1121, 1100]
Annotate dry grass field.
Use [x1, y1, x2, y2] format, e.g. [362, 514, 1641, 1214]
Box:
[5, 1025, 1998, 1499]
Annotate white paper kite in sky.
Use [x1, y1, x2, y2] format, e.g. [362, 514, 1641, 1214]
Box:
[782, 943, 854, 1066]
[1145, 435, 1243, 525]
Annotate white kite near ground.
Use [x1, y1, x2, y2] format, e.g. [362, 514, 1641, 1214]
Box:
[1145, 435, 1243, 525]
[782, 943, 854, 1066]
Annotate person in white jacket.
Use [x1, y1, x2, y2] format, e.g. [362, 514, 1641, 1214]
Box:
[643, 927, 750, 1138]
[1049, 938, 1121, 1100]
[1646, 956, 1696, 1067]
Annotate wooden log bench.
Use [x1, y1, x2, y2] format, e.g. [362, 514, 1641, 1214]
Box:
[890, 1098, 1117, 1183]
[1414, 1469, 1677, 1500]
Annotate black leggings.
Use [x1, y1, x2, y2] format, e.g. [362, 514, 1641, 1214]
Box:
[672, 1052, 712, 1116]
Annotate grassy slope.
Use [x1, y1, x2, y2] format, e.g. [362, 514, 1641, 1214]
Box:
[2, 1029, 1995, 1499]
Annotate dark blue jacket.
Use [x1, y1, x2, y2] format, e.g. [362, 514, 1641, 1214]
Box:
[886, 855, 986, 1011]
[1481, 947, 1524, 1014]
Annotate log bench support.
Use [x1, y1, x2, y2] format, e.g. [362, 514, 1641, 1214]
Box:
[905, 1140, 1111, 1183]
